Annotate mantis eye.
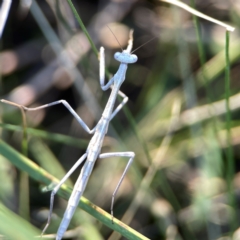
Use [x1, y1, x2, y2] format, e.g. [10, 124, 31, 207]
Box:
[114, 52, 121, 60]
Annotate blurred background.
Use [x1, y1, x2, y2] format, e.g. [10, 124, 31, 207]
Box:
[0, 0, 240, 239]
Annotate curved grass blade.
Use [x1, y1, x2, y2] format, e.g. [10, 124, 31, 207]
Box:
[0, 140, 150, 240]
[0, 201, 40, 239]
[0, 123, 88, 148]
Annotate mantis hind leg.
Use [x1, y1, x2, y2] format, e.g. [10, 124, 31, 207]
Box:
[41, 153, 88, 236]
[99, 151, 135, 221]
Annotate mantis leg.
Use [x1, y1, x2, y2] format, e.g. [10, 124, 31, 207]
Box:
[110, 89, 128, 121]
[99, 151, 135, 219]
[41, 153, 88, 236]
[1, 99, 96, 134]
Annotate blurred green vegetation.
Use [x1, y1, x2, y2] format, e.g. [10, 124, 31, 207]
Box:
[0, 0, 240, 239]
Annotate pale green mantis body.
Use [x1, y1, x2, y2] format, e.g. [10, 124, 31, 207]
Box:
[2, 31, 138, 240]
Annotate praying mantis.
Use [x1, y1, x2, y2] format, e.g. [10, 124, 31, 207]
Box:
[1, 29, 142, 239]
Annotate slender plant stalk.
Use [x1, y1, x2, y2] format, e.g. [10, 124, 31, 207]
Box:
[189, 0, 209, 96]
[3, 101, 30, 221]
[225, 31, 236, 232]
[19, 108, 30, 222]
[19, 107, 29, 220]
[67, 0, 98, 56]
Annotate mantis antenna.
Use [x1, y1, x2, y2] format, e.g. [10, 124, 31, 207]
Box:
[106, 25, 123, 51]
[131, 36, 157, 54]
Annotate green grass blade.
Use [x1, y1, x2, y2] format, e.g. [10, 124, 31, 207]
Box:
[0, 140, 150, 240]
[0, 123, 88, 148]
[0, 201, 40, 239]
[67, 0, 98, 56]
[196, 40, 240, 87]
